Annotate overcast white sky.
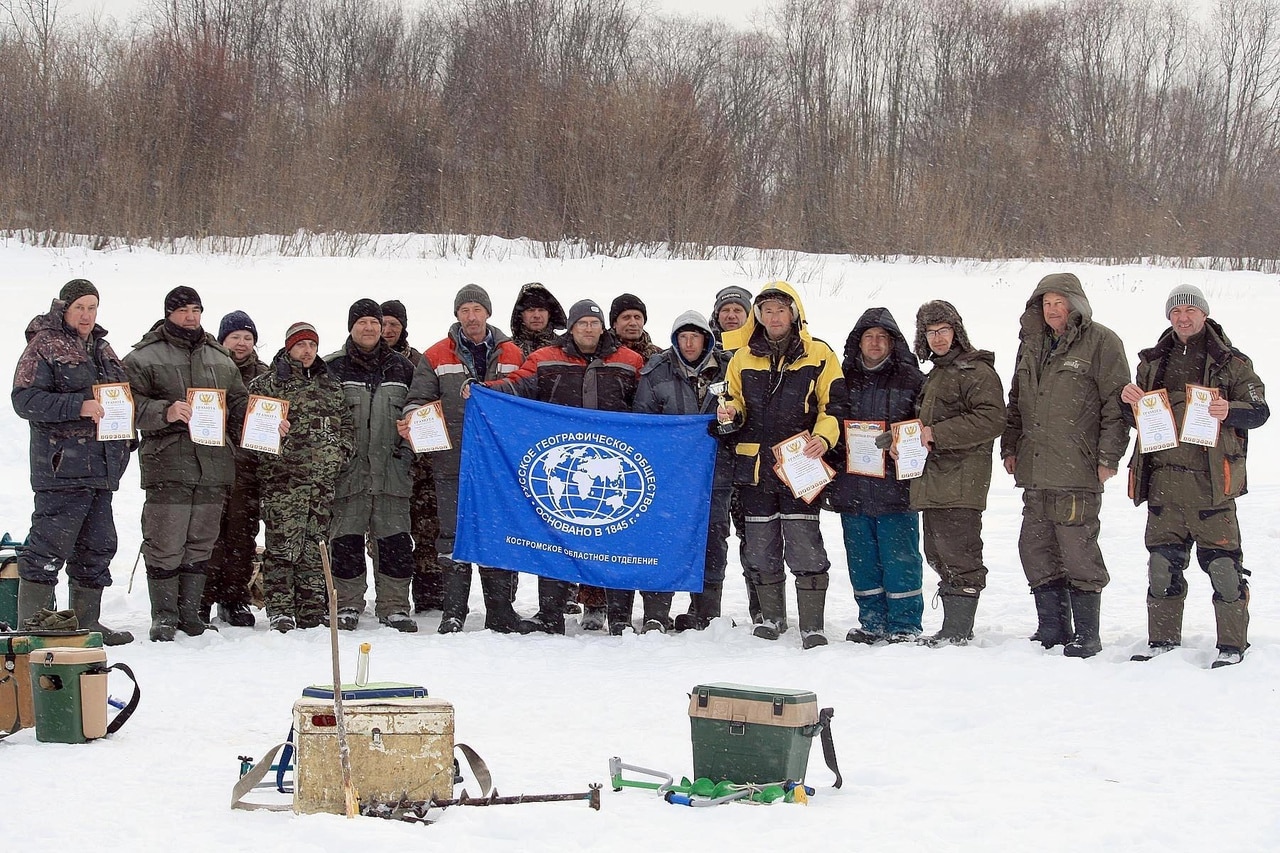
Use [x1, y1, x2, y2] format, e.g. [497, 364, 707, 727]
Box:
[56, 0, 767, 29]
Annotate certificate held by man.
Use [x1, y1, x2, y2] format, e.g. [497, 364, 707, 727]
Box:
[93, 382, 134, 442]
[1134, 389, 1178, 453]
[1179, 384, 1222, 447]
[771, 431, 835, 503]
[186, 387, 227, 447]
[241, 394, 289, 454]
[844, 419, 886, 478]
[891, 418, 928, 480]
[408, 400, 452, 453]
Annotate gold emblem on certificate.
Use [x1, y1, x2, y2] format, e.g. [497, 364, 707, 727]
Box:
[241, 395, 290, 455]
[1179, 384, 1221, 448]
[186, 387, 227, 447]
[1134, 389, 1178, 453]
[844, 419, 886, 478]
[93, 382, 134, 442]
[771, 431, 835, 504]
[408, 400, 452, 453]
[891, 419, 928, 480]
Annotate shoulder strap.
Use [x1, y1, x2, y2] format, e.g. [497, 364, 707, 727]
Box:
[231, 740, 296, 811]
[0, 661, 21, 742]
[815, 707, 842, 788]
[104, 663, 141, 735]
[454, 742, 494, 798]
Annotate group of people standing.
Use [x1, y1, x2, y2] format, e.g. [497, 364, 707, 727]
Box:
[9, 273, 1267, 667]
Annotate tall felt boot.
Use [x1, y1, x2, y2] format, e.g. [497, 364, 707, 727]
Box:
[640, 591, 674, 634]
[69, 583, 134, 646]
[16, 579, 55, 626]
[436, 560, 472, 633]
[177, 571, 211, 636]
[480, 568, 521, 633]
[412, 565, 445, 613]
[147, 573, 180, 642]
[1063, 589, 1102, 658]
[752, 582, 787, 640]
[924, 594, 978, 646]
[1212, 594, 1249, 655]
[1030, 579, 1073, 648]
[796, 585, 828, 649]
[607, 589, 636, 635]
[517, 578, 568, 634]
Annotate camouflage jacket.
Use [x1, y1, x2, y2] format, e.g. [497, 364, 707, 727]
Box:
[12, 300, 132, 491]
[250, 350, 354, 495]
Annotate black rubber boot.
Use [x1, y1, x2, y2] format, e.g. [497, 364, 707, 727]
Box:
[923, 594, 978, 647]
[69, 583, 134, 646]
[1063, 589, 1102, 658]
[746, 577, 762, 625]
[480, 568, 521, 633]
[675, 583, 722, 631]
[437, 560, 472, 634]
[517, 579, 568, 634]
[607, 589, 636, 635]
[640, 591, 674, 634]
[752, 582, 787, 640]
[1031, 579, 1073, 648]
[177, 570, 212, 636]
[147, 573, 180, 642]
[797, 584, 828, 649]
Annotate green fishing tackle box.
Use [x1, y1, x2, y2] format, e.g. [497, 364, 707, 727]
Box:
[688, 682, 821, 785]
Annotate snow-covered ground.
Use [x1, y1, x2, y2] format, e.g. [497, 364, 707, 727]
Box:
[2, 238, 1277, 851]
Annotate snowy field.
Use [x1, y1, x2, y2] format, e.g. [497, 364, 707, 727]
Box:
[1, 238, 1277, 851]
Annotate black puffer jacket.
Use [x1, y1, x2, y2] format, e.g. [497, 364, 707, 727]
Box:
[824, 307, 923, 516]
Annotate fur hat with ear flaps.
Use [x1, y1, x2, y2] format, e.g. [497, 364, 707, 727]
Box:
[914, 300, 973, 361]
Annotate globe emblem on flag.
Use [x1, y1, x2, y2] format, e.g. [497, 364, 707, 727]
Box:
[526, 442, 647, 526]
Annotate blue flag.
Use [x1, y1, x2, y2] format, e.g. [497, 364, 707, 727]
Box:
[453, 386, 718, 592]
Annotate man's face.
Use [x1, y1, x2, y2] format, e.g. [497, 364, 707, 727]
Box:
[758, 299, 793, 340]
[1042, 292, 1071, 336]
[522, 307, 549, 333]
[571, 317, 604, 353]
[381, 315, 403, 346]
[860, 327, 891, 367]
[1170, 304, 1207, 342]
[677, 330, 706, 363]
[65, 296, 98, 340]
[717, 303, 747, 332]
[351, 316, 382, 350]
[289, 339, 318, 368]
[925, 322, 954, 357]
[223, 330, 255, 362]
[613, 309, 645, 343]
[169, 304, 203, 330]
[457, 302, 489, 343]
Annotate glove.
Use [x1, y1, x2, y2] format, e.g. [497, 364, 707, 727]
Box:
[873, 430, 893, 450]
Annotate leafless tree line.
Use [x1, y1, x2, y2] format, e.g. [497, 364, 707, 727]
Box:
[1, 0, 1278, 263]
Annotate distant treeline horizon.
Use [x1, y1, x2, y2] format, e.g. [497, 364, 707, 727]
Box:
[2, 0, 1278, 268]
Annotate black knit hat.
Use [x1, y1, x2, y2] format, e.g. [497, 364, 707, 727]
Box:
[609, 293, 647, 327]
[217, 310, 258, 344]
[164, 286, 203, 316]
[58, 278, 99, 306]
[380, 300, 408, 329]
[347, 298, 383, 331]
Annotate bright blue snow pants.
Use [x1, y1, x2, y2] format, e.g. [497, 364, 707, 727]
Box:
[840, 511, 923, 635]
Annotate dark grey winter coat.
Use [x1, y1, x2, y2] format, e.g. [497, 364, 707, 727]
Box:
[13, 301, 132, 491]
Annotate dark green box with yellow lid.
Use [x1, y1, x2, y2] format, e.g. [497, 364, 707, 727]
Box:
[688, 682, 820, 785]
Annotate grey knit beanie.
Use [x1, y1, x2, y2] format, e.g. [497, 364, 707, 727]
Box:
[454, 284, 492, 316]
[1165, 284, 1210, 318]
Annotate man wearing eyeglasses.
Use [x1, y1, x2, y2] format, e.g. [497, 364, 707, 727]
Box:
[909, 301, 1005, 646]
